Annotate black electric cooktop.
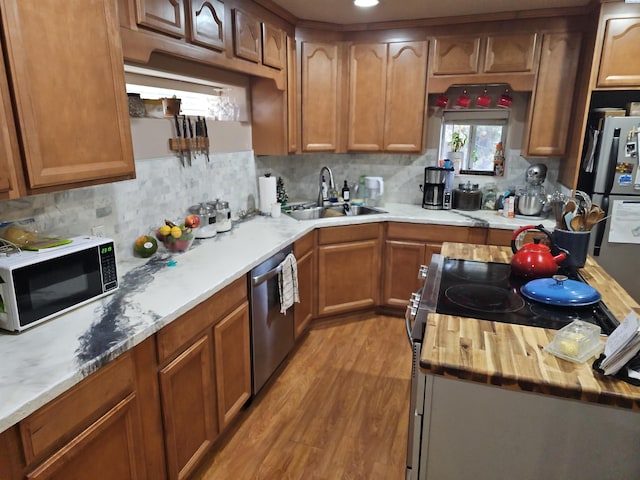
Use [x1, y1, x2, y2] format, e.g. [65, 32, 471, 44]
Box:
[434, 258, 618, 334]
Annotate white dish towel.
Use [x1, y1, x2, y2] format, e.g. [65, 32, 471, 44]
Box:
[278, 253, 300, 314]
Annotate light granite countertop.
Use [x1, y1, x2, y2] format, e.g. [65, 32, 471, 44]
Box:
[0, 203, 555, 433]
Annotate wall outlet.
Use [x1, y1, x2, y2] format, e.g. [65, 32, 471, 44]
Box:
[91, 225, 105, 237]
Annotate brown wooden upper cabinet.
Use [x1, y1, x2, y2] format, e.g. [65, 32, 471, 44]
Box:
[301, 41, 341, 152]
[432, 33, 536, 75]
[523, 32, 581, 157]
[0, 0, 135, 198]
[429, 32, 538, 92]
[484, 33, 537, 73]
[233, 8, 261, 63]
[262, 22, 286, 69]
[0, 49, 23, 200]
[597, 14, 640, 87]
[347, 41, 428, 153]
[135, 0, 185, 38]
[189, 0, 225, 51]
[432, 35, 481, 75]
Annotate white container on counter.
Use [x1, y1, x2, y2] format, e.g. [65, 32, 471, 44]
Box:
[212, 199, 232, 232]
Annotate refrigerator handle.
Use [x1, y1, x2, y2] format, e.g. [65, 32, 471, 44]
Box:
[604, 128, 621, 194]
[593, 195, 609, 257]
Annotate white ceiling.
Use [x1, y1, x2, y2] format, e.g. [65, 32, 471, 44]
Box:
[270, 0, 593, 25]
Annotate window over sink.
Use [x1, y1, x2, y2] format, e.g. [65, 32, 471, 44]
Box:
[439, 109, 509, 175]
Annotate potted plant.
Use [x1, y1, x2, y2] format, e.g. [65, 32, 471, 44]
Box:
[448, 131, 467, 172]
[449, 131, 467, 153]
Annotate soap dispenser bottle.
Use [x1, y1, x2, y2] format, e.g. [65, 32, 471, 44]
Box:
[342, 180, 350, 202]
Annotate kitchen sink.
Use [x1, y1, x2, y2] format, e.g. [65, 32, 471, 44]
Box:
[285, 203, 387, 221]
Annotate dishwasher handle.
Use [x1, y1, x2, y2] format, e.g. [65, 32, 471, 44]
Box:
[252, 262, 284, 286]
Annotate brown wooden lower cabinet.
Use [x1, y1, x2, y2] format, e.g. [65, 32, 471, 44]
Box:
[0, 221, 536, 480]
[383, 239, 441, 309]
[316, 224, 381, 316]
[160, 335, 218, 480]
[382, 223, 486, 310]
[26, 393, 147, 480]
[156, 277, 251, 480]
[294, 231, 316, 337]
[214, 302, 252, 431]
[0, 338, 165, 480]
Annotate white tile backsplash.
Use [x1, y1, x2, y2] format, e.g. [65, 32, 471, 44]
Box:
[0, 151, 258, 259]
[256, 150, 563, 205]
[0, 146, 562, 260]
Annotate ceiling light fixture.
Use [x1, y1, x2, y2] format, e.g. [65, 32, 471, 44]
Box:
[354, 0, 379, 7]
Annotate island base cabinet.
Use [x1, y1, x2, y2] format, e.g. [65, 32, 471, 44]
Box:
[419, 375, 640, 480]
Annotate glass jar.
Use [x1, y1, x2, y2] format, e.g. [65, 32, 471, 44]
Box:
[212, 199, 232, 232]
[482, 183, 498, 210]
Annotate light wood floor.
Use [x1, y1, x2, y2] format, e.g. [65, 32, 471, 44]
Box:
[193, 315, 412, 480]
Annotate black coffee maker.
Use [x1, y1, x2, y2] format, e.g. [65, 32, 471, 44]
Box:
[421, 166, 453, 210]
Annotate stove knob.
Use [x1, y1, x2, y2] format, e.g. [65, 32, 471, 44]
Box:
[418, 265, 429, 280]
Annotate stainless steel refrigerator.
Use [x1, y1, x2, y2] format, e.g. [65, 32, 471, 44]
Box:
[579, 115, 640, 303]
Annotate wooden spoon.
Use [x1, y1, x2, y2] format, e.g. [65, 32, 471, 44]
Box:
[570, 214, 585, 232]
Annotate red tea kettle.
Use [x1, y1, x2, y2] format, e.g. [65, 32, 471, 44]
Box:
[511, 224, 566, 279]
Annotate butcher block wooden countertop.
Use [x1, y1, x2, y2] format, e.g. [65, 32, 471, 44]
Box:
[420, 243, 640, 410]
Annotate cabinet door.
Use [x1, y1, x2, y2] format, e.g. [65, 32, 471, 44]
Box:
[384, 41, 428, 152]
[159, 335, 217, 480]
[382, 240, 442, 308]
[347, 43, 387, 151]
[484, 33, 537, 73]
[294, 248, 314, 337]
[432, 36, 481, 75]
[524, 32, 581, 157]
[382, 240, 427, 309]
[189, 0, 225, 51]
[233, 9, 261, 63]
[317, 240, 380, 316]
[287, 36, 298, 153]
[301, 41, 340, 151]
[598, 17, 640, 87]
[135, 0, 185, 38]
[213, 302, 251, 430]
[0, 50, 23, 199]
[262, 23, 285, 69]
[1, 0, 135, 190]
[26, 394, 147, 480]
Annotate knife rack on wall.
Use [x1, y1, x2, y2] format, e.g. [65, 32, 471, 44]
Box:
[169, 114, 210, 165]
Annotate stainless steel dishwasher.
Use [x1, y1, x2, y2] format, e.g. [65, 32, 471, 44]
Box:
[249, 245, 295, 394]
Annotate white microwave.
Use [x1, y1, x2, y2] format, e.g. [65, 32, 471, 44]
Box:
[0, 236, 118, 332]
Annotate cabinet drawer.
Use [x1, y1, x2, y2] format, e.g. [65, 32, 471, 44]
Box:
[20, 352, 135, 463]
[387, 223, 475, 243]
[317, 223, 380, 245]
[156, 276, 247, 363]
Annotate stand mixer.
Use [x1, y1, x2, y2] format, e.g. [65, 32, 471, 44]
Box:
[515, 164, 548, 217]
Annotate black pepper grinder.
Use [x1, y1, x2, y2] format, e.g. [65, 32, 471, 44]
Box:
[342, 180, 350, 202]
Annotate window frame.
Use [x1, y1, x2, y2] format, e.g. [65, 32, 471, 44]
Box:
[439, 109, 509, 175]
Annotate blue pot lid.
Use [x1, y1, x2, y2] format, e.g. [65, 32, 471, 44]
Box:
[520, 275, 601, 306]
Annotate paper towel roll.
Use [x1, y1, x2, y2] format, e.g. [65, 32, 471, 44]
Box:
[259, 175, 277, 214]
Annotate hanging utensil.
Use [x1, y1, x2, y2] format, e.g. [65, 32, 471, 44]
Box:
[173, 114, 184, 167]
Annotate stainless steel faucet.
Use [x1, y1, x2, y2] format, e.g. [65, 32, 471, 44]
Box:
[318, 166, 335, 205]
